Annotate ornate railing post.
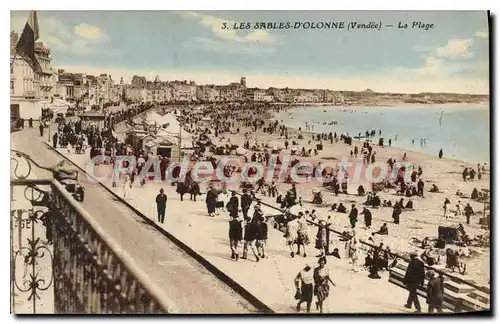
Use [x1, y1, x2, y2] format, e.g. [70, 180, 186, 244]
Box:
[11, 150, 177, 314]
[10, 183, 54, 313]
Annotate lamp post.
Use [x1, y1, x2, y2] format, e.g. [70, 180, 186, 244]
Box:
[42, 103, 51, 142]
[177, 122, 182, 162]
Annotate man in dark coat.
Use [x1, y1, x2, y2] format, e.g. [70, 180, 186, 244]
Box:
[155, 188, 167, 223]
[242, 218, 261, 262]
[241, 189, 253, 221]
[52, 132, 58, 148]
[228, 216, 243, 260]
[464, 203, 474, 225]
[392, 203, 402, 224]
[403, 251, 426, 312]
[417, 178, 424, 197]
[227, 191, 239, 217]
[348, 204, 358, 228]
[206, 188, 217, 217]
[39, 122, 44, 137]
[426, 270, 444, 313]
[361, 207, 372, 229]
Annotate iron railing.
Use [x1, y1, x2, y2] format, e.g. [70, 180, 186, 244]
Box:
[10, 150, 177, 314]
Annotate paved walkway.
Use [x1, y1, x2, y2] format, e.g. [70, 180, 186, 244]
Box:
[49, 145, 415, 313]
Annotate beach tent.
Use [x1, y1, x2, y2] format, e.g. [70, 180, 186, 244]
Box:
[153, 113, 194, 149]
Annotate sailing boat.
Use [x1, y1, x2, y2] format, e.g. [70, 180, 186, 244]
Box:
[439, 110, 444, 127]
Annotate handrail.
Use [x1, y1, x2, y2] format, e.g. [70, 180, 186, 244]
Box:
[232, 190, 489, 293]
[45, 145, 274, 313]
[49, 179, 179, 313]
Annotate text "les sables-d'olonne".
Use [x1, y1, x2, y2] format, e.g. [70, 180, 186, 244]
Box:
[221, 21, 434, 31]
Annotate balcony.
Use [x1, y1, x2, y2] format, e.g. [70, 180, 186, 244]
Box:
[40, 68, 54, 76]
[40, 82, 53, 90]
[10, 151, 175, 314]
[23, 91, 36, 99]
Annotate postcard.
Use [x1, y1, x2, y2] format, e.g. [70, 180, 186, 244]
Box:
[10, 10, 490, 314]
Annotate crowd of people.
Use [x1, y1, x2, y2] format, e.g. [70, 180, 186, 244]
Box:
[42, 100, 488, 314]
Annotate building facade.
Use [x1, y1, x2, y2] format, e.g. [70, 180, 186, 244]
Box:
[10, 31, 56, 119]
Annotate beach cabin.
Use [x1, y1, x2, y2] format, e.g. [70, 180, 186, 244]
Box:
[80, 111, 106, 129]
[143, 137, 178, 159]
[124, 127, 148, 150]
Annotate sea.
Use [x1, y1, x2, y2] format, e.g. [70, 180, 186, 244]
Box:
[275, 104, 490, 163]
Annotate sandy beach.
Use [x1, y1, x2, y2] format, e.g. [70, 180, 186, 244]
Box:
[89, 102, 491, 287]
[200, 104, 491, 286]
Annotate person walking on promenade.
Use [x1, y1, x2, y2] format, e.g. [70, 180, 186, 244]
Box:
[294, 264, 314, 313]
[206, 185, 218, 217]
[39, 122, 44, 137]
[136, 154, 146, 176]
[52, 132, 58, 148]
[228, 215, 243, 260]
[122, 174, 131, 199]
[426, 270, 444, 313]
[255, 215, 268, 258]
[296, 212, 310, 257]
[403, 251, 426, 313]
[28, 118, 33, 128]
[348, 204, 358, 228]
[227, 191, 239, 218]
[155, 188, 167, 224]
[242, 218, 261, 262]
[315, 220, 328, 257]
[314, 256, 335, 313]
[438, 149, 443, 159]
[241, 189, 253, 221]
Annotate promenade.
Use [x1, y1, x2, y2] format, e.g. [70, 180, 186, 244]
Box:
[47, 142, 414, 313]
[12, 128, 261, 314]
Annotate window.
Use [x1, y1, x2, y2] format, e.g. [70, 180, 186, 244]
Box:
[10, 81, 14, 92]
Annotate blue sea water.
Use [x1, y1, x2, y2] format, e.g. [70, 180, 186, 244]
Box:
[276, 104, 490, 163]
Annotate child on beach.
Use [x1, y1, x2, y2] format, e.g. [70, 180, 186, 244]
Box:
[443, 198, 451, 219]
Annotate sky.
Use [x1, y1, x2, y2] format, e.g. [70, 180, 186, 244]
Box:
[10, 10, 490, 94]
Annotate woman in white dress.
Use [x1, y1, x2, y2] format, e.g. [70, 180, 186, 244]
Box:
[285, 215, 299, 258]
[122, 174, 131, 199]
[345, 230, 359, 271]
[296, 212, 310, 257]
